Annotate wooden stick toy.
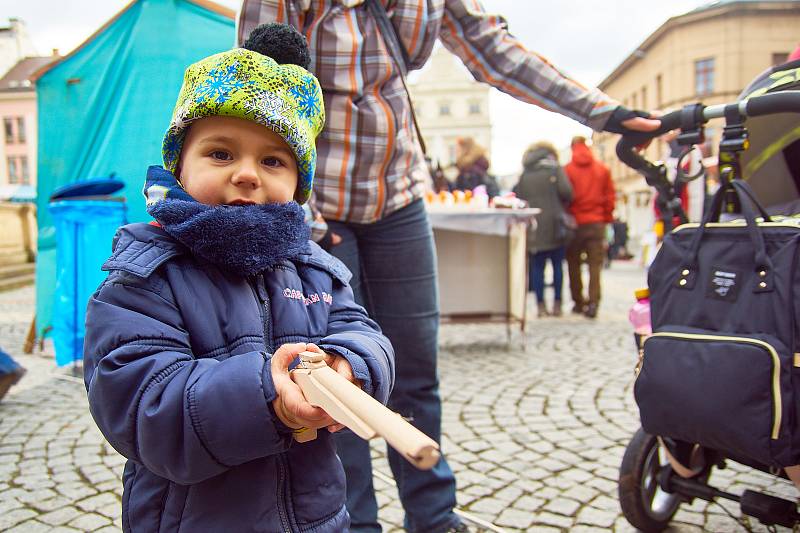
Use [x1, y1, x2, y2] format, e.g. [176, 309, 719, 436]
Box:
[291, 351, 441, 470]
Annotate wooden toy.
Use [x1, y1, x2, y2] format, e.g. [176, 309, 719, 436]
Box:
[291, 351, 441, 470]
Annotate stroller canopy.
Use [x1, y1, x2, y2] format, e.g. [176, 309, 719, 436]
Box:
[739, 59, 800, 212]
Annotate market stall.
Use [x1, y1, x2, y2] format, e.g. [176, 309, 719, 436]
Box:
[427, 205, 539, 336]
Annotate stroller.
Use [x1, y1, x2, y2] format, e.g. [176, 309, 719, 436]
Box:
[616, 59, 800, 532]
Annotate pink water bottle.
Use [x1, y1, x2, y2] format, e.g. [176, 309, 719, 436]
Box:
[629, 288, 651, 351]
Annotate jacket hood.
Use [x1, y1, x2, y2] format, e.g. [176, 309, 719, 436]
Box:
[523, 147, 557, 170]
[570, 143, 595, 167]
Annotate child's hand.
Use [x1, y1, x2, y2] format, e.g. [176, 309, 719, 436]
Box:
[304, 343, 362, 433]
[270, 343, 335, 431]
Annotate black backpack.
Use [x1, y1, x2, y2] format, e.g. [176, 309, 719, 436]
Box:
[635, 180, 800, 468]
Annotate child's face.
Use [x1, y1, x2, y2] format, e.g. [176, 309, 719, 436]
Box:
[178, 116, 299, 205]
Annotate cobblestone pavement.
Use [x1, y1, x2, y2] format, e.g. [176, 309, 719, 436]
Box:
[1, 262, 798, 532]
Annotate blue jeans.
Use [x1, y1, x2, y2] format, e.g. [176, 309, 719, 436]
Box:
[529, 247, 566, 303]
[327, 200, 459, 533]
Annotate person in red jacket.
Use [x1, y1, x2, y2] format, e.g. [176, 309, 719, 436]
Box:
[564, 136, 615, 318]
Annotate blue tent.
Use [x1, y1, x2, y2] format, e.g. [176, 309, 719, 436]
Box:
[35, 0, 235, 339]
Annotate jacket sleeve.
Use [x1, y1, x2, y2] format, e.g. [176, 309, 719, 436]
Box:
[318, 280, 394, 405]
[83, 270, 293, 485]
[603, 165, 616, 222]
[439, 0, 618, 131]
[557, 167, 574, 205]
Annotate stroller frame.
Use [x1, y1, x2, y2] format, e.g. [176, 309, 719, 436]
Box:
[616, 89, 800, 531]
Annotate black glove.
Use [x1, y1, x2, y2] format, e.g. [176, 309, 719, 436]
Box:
[603, 106, 653, 134]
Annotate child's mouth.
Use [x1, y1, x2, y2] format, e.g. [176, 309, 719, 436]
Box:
[228, 199, 257, 206]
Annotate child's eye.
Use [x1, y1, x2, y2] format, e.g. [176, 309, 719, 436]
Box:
[262, 157, 284, 168]
[210, 150, 232, 161]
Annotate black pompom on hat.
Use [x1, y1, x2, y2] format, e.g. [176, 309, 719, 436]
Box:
[242, 22, 311, 69]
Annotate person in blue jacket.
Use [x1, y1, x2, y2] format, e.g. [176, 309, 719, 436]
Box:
[83, 24, 394, 533]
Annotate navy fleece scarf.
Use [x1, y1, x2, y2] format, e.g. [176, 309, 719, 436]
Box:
[145, 168, 309, 276]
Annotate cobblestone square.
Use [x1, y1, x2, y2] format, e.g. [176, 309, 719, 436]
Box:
[1, 262, 797, 531]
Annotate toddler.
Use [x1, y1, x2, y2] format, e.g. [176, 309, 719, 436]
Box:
[83, 24, 394, 532]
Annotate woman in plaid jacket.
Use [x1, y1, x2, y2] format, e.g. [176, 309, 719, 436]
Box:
[239, 2, 659, 532]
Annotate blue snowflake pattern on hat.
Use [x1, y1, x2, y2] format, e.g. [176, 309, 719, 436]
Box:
[195, 63, 247, 104]
[290, 79, 322, 122]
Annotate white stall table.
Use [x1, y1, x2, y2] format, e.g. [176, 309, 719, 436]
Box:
[427, 207, 539, 335]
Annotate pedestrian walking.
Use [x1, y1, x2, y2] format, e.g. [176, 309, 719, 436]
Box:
[565, 136, 616, 319]
[82, 25, 394, 532]
[238, 3, 660, 532]
[513, 142, 573, 317]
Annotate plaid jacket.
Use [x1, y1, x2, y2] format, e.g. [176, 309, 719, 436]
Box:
[238, 0, 619, 224]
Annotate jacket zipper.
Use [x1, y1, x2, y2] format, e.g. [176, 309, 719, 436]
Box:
[646, 331, 783, 439]
[276, 455, 292, 533]
[261, 273, 275, 353]
[250, 275, 291, 532]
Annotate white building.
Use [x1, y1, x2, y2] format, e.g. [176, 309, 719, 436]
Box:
[408, 46, 491, 173]
[0, 19, 38, 78]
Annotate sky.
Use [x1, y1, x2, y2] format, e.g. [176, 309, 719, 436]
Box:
[1, 0, 711, 174]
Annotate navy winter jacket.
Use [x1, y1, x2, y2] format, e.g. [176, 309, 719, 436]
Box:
[83, 222, 394, 532]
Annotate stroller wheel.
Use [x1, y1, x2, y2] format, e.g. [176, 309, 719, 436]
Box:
[619, 428, 683, 532]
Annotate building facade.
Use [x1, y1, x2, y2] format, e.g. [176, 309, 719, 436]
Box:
[0, 19, 37, 78]
[0, 56, 54, 200]
[593, 0, 800, 229]
[408, 46, 492, 174]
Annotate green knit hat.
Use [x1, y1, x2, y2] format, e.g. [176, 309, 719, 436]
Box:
[162, 48, 325, 204]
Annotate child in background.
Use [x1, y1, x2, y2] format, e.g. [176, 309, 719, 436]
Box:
[83, 24, 394, 532]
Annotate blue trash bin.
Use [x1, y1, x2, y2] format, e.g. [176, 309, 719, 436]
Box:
[48, 179, 126, 367]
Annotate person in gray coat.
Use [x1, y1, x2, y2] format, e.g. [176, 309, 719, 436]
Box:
[513, 142, 574, 317]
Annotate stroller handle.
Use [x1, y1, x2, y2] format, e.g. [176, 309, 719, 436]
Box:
[616, 90, 800, 180]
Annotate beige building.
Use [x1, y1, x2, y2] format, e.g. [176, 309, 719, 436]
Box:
[409, 46, 492, 173]
[593, 0, 800, 226]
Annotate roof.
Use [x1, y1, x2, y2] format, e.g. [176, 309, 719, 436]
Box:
[0, 56, 56, 92]
[689, 0, 793, 13]
[598, 0, 800, 90]
[31, 0, 235, 81]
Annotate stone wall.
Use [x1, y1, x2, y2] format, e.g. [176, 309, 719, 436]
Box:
[0, 202, 36, 261]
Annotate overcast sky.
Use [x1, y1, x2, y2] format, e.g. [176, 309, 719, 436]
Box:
[2, 0, 711, 174]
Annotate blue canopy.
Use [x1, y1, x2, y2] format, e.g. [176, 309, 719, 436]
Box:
[35, 0, 235, 337]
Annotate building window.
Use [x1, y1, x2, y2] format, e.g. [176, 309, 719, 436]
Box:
[468, 101, 481, 115]
[19, 156, 29, 185]
[16, 117, 25, 143]
[3, 118, 13, 144]
[439, 102, 451, 116]
[641, 86, 647, 110]
[7, 157, 18, 184]
[695, 58, 715, 96]
[773, 52, 789, 66]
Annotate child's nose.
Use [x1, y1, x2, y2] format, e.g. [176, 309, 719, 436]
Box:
[231, 161, 260, 189]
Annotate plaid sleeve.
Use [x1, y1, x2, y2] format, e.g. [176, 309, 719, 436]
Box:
[438, 0, 619, 131]
[238, 0, 303, 44]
